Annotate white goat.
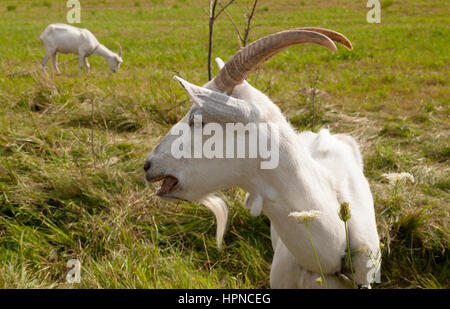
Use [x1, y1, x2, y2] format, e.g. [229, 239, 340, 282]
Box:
[40, 23, 123, 75]
[268, 129, 379, 288]
[144, 28, 380, 288]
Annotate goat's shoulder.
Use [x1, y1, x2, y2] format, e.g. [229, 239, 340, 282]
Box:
[74, 27, 95, 40]
[309, 129, 335, 159]
[332, 133, 364, 169]
[303, 129, 362, 168]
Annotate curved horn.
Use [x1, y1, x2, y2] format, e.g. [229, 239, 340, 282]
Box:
[116, 42, 122, 57]
[298, 27, 353, 50]
[214, 29, 337, 94]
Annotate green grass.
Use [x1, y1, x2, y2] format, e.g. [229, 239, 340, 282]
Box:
[0, 0, 448, 288]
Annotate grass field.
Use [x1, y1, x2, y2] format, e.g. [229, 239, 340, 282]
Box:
[0, 0, 448, 288]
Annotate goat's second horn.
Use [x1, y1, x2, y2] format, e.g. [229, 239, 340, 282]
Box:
[297, 27, 353, 50]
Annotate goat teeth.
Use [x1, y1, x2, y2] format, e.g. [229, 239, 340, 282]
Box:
[156, 176, 179, 195]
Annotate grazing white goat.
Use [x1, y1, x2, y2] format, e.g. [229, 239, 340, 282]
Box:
[40, 23, 123, 75]
[144, 28, 380, 288]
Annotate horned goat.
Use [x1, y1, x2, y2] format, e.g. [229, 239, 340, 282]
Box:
[40, 23, 123, 75]
[144, 28, 381, 288]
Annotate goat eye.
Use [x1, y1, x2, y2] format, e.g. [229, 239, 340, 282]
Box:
[189, 114, 204, 127]
[189, 120, 204, 128]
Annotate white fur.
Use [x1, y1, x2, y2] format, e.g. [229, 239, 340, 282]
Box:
[244, 192, 263, 217]
[198, 194, 228, 250]
[269, 129, 380, 288]
[145, 57, 380, 288]
[39, 23, 122, 75]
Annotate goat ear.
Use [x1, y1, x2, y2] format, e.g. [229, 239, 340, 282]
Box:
[173, 76, 256, 123]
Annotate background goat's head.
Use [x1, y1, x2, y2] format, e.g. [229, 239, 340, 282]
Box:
[108, 42, 123, 72]
[144, 28, 352, 203]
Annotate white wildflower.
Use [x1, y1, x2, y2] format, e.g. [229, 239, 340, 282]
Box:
[381, 172, 414, 185]
[289, 210, 320, 224]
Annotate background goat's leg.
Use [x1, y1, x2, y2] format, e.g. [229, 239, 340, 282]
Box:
[83, 57, 90, 74]
[51, 52, 61, 74]
[78, 54, 85, 75]
[41, 50, 52, 72]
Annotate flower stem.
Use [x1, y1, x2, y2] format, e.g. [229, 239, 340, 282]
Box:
[305, 223, 327, 288]
[345, 221, 357, 288]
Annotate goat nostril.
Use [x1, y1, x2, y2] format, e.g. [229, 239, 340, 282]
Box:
[144, 161, 151, 172]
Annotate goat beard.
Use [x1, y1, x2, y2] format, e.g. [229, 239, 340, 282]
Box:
[198, 194, 229, 250]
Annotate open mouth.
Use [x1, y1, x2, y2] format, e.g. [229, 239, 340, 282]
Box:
[147, 175, 179, 196]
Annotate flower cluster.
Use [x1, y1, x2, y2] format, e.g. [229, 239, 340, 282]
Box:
[289, 210, 320, 224]
[381, 172, 414, 185]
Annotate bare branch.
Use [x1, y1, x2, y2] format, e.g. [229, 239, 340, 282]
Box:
[242, 0, 258, 47]
[219, 1, 243, 48]
[311, 74, 319, 130]
[202, 7, 210, 17]
[214, 0, 236, 19]
[161, 99, 189, 112]
[207, 0, 219, 80]
[209, 0, 216, 18]
[206, 0, 256, 79]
